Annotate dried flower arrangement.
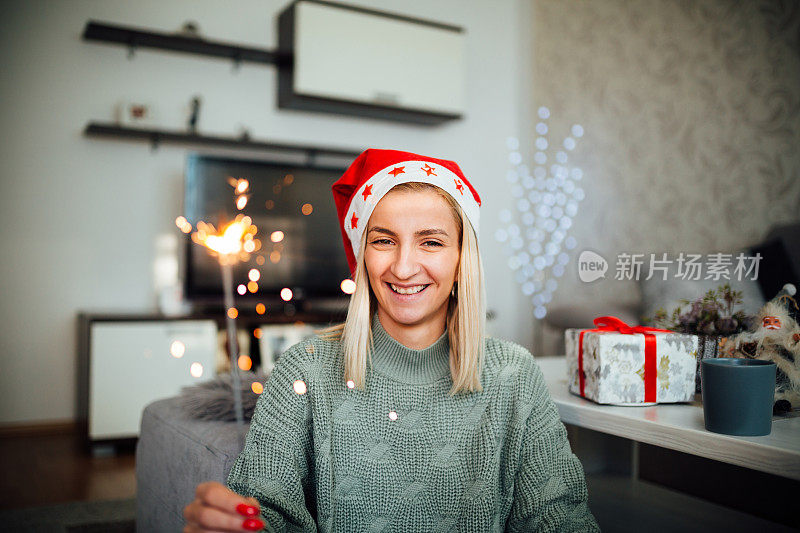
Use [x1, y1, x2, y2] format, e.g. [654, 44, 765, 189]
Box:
[649, 283, 753, 337]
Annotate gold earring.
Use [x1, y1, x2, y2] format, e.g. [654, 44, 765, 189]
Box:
[451, 283, 457, 299]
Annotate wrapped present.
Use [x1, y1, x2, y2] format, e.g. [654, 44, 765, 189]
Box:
[565, 316, 699, 405]
[695, 335, 723, 393]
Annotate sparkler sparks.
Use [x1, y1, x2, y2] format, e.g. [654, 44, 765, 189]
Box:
[238, 355, 253, 371]
[229, 177, 250, 210]
[174, 174, 268, 447]
[174, 170, 317, 444]
[175, 216, 192, 233]
[190, 214, 258, 265]
[170, 340, 185, 358]
[340, 279, 356, 294]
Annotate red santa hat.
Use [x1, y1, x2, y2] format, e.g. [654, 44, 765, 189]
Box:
[332, 148, 481, 274]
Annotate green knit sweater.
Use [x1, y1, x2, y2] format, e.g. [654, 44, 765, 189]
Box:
[227, 314, 599, 532]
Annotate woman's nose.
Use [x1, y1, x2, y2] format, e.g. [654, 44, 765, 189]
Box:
[390, 245, 421, 279]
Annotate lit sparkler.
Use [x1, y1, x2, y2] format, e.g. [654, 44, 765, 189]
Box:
[174, 177, 260, 441]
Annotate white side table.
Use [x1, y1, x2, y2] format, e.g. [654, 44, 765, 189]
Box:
[536, 356, 800, 480]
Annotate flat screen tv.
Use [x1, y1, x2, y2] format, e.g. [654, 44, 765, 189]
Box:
[183, 154, 352, 309]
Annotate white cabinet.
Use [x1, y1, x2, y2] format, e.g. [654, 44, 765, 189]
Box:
[277, 0, 465, 124]
[85, 319, 217, 440]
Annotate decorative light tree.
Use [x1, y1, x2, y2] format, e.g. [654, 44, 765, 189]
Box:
[496, 107, 585, 319]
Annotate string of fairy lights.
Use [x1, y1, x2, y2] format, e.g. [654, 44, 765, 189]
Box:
[496, 107, 585, 319]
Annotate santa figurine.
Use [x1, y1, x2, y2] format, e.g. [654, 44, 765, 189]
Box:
[719, 284, 800, 414]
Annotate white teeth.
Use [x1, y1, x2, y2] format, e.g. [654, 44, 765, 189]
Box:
[390, 283, 426, 295]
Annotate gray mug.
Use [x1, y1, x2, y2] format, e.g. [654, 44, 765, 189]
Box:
[701, 358, 776, 436]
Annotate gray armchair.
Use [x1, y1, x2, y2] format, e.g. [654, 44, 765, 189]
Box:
[135, 397, 249, 533]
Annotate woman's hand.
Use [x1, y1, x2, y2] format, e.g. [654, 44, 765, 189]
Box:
[183, 481, 265, 532]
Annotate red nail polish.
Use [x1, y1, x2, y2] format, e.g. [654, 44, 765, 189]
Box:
[236, 503, 259, 517]
[243, 518, 265, 531]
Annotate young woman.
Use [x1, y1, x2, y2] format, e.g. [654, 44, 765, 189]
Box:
[183, 149, 599, 532]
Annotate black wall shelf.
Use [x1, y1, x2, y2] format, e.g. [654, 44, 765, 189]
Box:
[82, 14, 460, 125]
[83, 122, 362, 160]
[82, 20, 291, 66]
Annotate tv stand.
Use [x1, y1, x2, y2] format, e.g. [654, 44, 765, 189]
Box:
[76, 306, 346, 451]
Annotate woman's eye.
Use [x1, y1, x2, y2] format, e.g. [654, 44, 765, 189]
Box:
[370, 239, 442, 247]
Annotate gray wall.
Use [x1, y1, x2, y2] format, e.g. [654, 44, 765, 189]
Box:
[0, 0, 533, 424]
[527, 0, 800, 353]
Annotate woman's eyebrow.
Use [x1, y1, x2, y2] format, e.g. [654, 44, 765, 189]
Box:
[368, 227, 450, 237]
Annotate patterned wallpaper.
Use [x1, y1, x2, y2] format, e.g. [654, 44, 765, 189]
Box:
[528, 0, 800, 310]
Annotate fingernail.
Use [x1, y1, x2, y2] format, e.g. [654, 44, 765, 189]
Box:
[236, 503, 259, 517]
[243, 518, 265, 531]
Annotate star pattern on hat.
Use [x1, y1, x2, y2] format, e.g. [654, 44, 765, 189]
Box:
[362, 184, 373, 202]
[454, 178, 464, 195]
[350, 212, 359, 229]
[388, 166, 405, 177]
[421, 164, 437, 176]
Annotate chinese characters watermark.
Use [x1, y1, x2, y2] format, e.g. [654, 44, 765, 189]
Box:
[578, 251, 762, 282]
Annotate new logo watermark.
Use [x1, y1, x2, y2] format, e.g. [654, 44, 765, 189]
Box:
[578, 250, 608, 282]
[577, 251, 762, 282]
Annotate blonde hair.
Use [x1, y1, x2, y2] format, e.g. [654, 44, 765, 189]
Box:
[318, 182, 486, 395]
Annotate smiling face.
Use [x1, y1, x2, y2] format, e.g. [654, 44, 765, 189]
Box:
[364, 187, 461, 343]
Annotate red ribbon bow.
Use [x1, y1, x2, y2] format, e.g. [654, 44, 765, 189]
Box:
[578, 316, 672, 403]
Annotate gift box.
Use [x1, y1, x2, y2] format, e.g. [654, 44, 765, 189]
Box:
[565, 316, 699, 405]
[695, 335, 724, 394]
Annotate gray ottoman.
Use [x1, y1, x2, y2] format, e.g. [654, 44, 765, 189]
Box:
[136, 397, 250, 533]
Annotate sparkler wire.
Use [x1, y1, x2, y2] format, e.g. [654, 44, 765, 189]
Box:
[221, 262, 246, 448]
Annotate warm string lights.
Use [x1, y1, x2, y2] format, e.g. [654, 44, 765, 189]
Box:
[497, 107, 585, 319]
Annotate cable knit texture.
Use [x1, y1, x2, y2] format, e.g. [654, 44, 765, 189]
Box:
[227, 314, 599, 532]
